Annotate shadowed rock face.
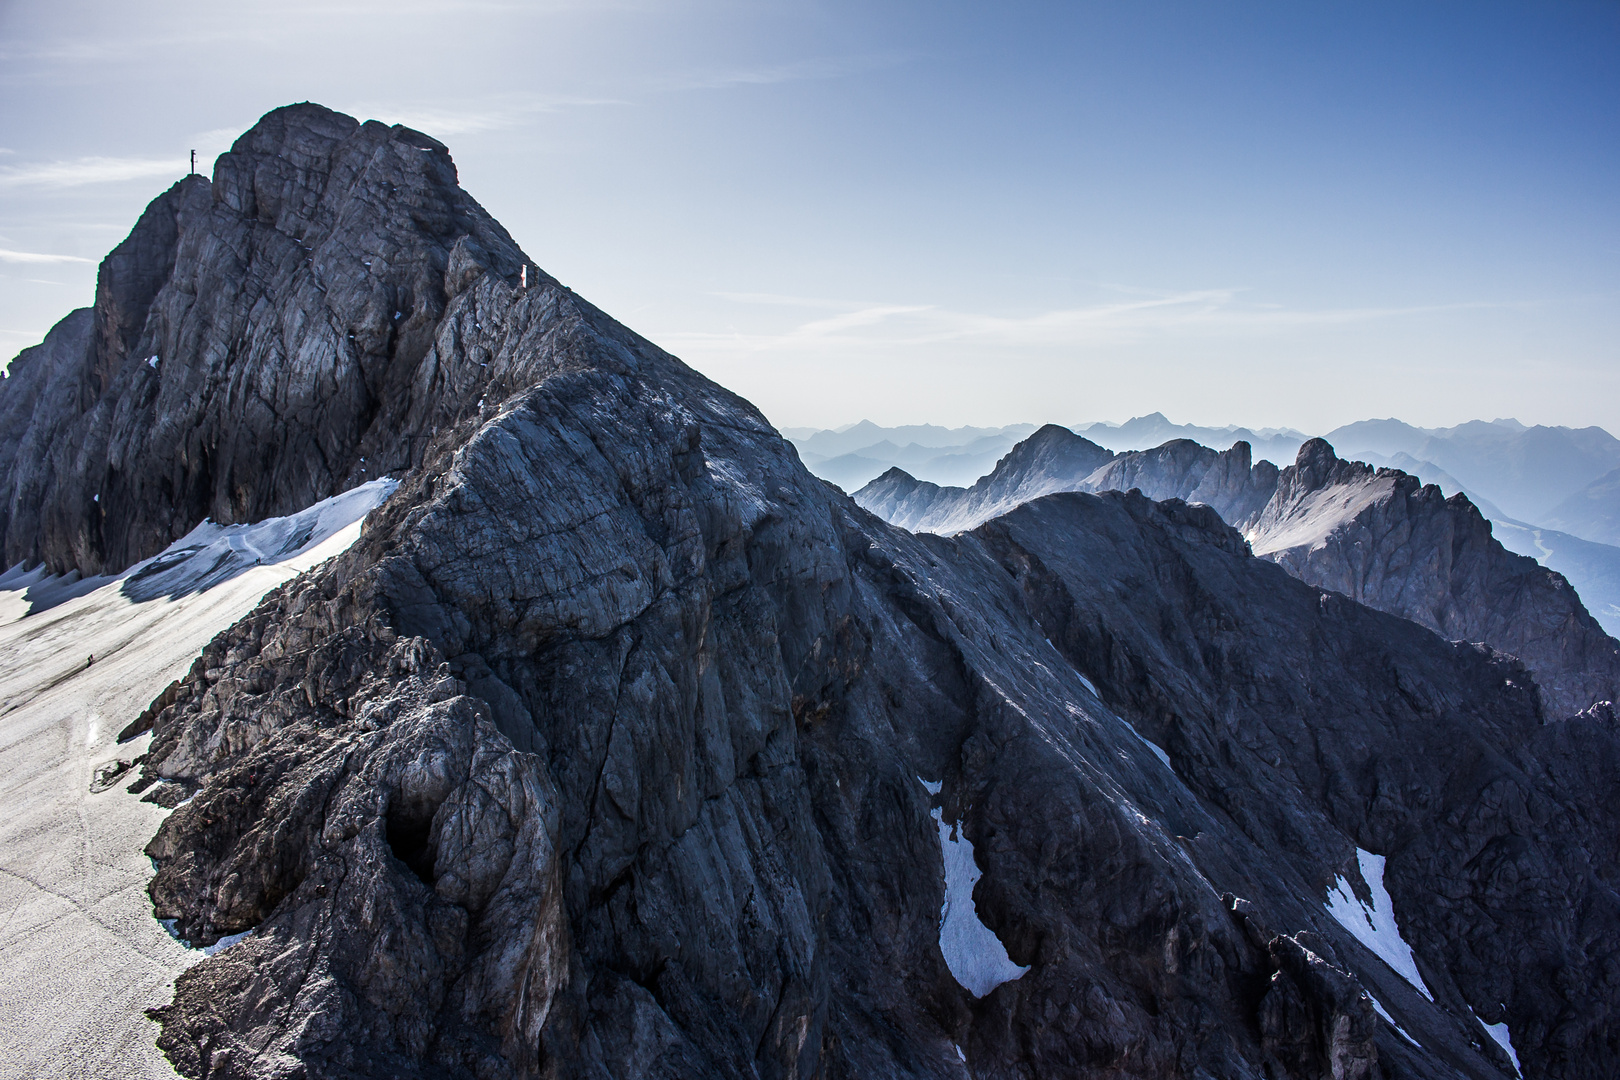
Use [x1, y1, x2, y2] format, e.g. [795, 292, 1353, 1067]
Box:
[858, 430, 1620, 718]
[9, 104, 1618, 1079]
[972, 491, 1620, 1080]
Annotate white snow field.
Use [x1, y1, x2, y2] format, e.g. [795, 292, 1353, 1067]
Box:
[929, 802, 1030, 998]
[1324, 847, 1434, 1001]
[0, 482, 395, 1079]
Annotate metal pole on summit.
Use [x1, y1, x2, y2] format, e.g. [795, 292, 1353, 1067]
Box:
[190, 150, 196, 175]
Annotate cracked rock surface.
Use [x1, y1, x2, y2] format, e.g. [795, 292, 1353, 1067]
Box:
[6, 104, 1618, 1079]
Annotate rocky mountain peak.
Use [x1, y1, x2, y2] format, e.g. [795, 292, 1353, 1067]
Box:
[8, 104, 1620, 1080]
[0, 103, 557, 576]
[1286, 437, 1372, 490]
[973, 423, 1113, 493]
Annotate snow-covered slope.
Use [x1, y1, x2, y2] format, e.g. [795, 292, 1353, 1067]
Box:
[0, 484, 395, 1079]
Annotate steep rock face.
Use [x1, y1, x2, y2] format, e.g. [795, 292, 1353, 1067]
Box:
[10, 104, 1614, 1079]
[0, 103, 534, 576]
[1254, 440, 1620, 719]
[972, 490, 1620, 1080]
[135, 344, 1296, 1078]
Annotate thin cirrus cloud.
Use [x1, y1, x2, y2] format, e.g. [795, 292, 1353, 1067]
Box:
[0, 156, 190, 189]
[362, 55, 903, 140]
[356, 95, 630, 139]
[0, 248, 93, 264]
[0, 129, 241, 190]
[664, 52, 910, 92]
[668, 290, 1491, 354]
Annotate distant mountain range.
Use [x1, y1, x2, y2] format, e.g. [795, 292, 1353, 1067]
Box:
[793, 415, 1620, 530]
[781, 421, 1039, 489]
[803, 415, 1620, 631]
[1075, 412, 1311, 463]
[1321, 417, 1620, 526]
[855, 425, 1620, 706]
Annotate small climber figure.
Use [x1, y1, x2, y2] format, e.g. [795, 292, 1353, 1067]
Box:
[520, 265, 528, 289]
[86, 654, 94, 668]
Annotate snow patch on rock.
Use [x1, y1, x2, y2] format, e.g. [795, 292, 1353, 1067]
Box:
[1470, 1006, 1521, 1076]
[2, 478, 399, 615]
[932, 806, 1029, 998]
[1121, 719, 1173, 772]
[1367, 993, 1421, 1048]
[1325, 848, 1433, 1000]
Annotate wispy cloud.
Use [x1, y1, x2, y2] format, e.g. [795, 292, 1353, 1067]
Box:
[358, 51, 902, 140]
[0, 156, 188, 189]
[0, 26, 278, 63]
[0, 248, 93, 264]
[667, 52, 908, 92]
[665, 289, 1491, 355]
[360, 95, 628, 138]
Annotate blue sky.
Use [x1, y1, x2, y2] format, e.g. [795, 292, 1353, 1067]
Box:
[1, 0, 1616, 432]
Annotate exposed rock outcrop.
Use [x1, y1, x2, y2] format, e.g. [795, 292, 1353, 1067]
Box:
[972, 489, 1620, 1079]
[1254, 439, 1620, 719]
[6, 104, 1616, 1079]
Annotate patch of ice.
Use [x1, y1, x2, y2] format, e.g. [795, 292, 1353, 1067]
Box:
[1075, 672, 1099, 698]
[933, 807, 1029, 998]
[120, 477, 398, 603]
[201, 930, 251, 956]
[1325, 848, 1433, 1000]
[1469, 1006, 1521, 1076]
[146, 355, 159, 369]
[954, 1043, 966, 1062]
[158, 918, 253, 955]
[918, 775, 942, 796]
[1368, 993, 1421, 1047]
[1121, 719, 1172, 772]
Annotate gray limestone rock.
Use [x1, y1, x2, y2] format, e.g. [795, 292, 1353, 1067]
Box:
[5, 103, 1615, 1079]
[0, 103, 535, 576]
[1253, 439, 1620, 719]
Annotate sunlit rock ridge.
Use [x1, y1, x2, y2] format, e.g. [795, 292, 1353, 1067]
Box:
[3, 104, 1617, 1080]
